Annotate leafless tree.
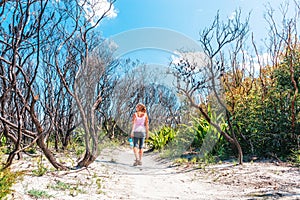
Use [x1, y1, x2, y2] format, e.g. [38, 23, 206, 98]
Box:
[262, 0, 299, 138]
[40, 52, 77, 151]
[104, 59, 182, 138]
[0, 0, 68, 169]
[51, 0, 117, 168]
[171, 10, 249, 164]
[0, 0, 117, 169]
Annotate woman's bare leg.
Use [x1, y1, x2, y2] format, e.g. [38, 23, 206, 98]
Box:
[133, 147, 139, 160]
[138, 149, 143, 165]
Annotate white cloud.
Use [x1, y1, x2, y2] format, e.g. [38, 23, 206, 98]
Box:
[103, 39, 119, 52]
[243, 51, 272, 76]
[80, 0, 117, 26]
[228, 11, 236, 20]
[171, 51, 208, 69]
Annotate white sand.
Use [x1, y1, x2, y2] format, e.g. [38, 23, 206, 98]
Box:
[5, 147, 300, 200]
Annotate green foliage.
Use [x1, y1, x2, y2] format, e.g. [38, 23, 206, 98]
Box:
[48, 180, 86, 197]
[74, 145, 85, 156]
[227, 50, 300, 160]
[147, 126, 177, 151]
[190, 116, 211, 149]
[26, 147, 37, 154]
[96, 178, 104, 194]
[174, 153, 216, 166]
[49, 180, 72, 191]
[199, 153, 218, 164]
[160, 125, 196, 159]
[66, 128, 86, 157]
[32, 156, 48, 177]
[0, 135, 10, 154]
[289, 149, 300, 165]
[173, 158, 189, 165]
[0, 168, 24, 199]
[189, 107, 228, 159]
[0, 135, 6, 146]
[0, 146, 10, 154]
[27, 189, 53, 199]
[161, 106, 229, 164]
[73, 128, 85, 146]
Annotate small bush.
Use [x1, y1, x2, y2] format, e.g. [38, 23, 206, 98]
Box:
[0, 135, 6, 146]
[0, 168, 24, 199]
[173, 158, 189, 165]
[147, 126, 177, 151]
[48, 180, 86, 197]
[289, 149, 300, 165]
[26, 147, 37, 154]
[27, 189, 53, 199]
[32, 156, 48, 177]
[49, 180, 71, 191]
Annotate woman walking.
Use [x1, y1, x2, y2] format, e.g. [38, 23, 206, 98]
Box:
[130, 103, 149, 166]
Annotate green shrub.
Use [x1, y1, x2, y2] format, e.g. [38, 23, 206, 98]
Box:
[173, 158, 189, 165]
[0, 135, 6, 146]
[160, 125, 196, 159]
[48, 180, 86, 197]
[0, 168, 24, 199]
[27, 189, 53, 199]
[26, 147, 37, 154]
[289, 149, 300, 165]
[147, 126, 177, 151]
[0, 136, 10, 154]
[32, 156, 47, 177]
[49, 180, 72, 191]
[189, 109, 228, 159]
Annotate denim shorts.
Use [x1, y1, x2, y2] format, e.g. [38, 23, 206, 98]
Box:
[133, 132, 146, 149]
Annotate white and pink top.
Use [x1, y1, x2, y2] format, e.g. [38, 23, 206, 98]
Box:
[133, 113, 146, 133]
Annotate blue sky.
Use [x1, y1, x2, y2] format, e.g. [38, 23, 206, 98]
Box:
[98, 0, 291, 72]
[101, 0, 288, 41]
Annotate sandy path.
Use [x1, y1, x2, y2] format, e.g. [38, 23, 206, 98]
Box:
[6, 146, 300, 200]
[97, 147, 244, 200]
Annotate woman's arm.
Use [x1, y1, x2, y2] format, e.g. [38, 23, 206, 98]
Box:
[130, 113, 136, 138]
[145, 114, 149, 139]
